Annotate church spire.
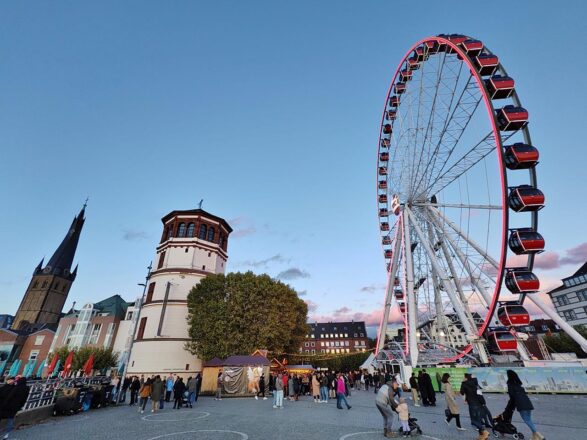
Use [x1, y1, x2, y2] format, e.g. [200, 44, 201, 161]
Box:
[45, 204, 86, 279]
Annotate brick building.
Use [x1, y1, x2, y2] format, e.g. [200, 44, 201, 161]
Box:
[301, 321, 368, 354]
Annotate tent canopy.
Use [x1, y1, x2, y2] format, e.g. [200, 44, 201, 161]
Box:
[359, 353, 377, 374]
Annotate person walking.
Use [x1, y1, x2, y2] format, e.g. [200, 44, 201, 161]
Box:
[441, 373, 465, 431]
[257, 373, 267, 400]
[215, 372, 223, 401]
[130, 376, 141, 406]
[187, 376, 196, 407]
[120, 376, 131, 403]
[460, 373, 489, 440]
[0, 377, 30, 439]
[165, 375, 174, 402]
[397, 397, 411, 437]
[273, 372, 284, 409]
[419, 369, 436, 406]
[409, 373, 420, 407]
[173, 377, 186, 409]
[311, 373, 320, 403]
[288, 375, 295, 401]
[194, 373, 202, 403]
[336, 373, 352, 410]
[159, 378, 166, 410]
[376, 378, 399, 438]
[138, 378, 152, 414]
[150, 376, 163, 413]
[506, 370, 544, 440]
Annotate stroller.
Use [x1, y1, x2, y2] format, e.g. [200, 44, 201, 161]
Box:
[492, 406, 524, 439]
[398, 416, 423, 436]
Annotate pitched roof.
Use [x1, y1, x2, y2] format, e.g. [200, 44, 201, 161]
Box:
[203, 357, 224, 367]
[45, 206, 85, 278]
[94, 295, 131, 319]
[223, 355, 270, 366]
[308, 321, 366, 337]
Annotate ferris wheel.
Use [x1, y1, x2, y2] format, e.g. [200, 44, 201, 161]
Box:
[373, 34, 581, 366]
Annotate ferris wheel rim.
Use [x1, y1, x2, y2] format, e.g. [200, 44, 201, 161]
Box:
[375, 35, 542, 362]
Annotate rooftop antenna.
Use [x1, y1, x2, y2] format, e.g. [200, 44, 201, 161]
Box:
[198, 199, 204, 209]
[83, 197, 89, 209]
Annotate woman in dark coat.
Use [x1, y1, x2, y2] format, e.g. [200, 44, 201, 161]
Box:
[419, 370, 436, 406]
[173, 377, 186, 409]
[506, 370, 543, 440]
[0, 377, 30, 438]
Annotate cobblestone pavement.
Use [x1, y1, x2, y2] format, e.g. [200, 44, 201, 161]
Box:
[14, 390, 587, 440]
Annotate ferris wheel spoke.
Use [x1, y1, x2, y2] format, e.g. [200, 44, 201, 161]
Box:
[421, 208, 493, 307]
[404, 207, 478, 341]
[420, 130, 516, 199]
[427, 206, 499, 270]
[412, 202, 502, 210]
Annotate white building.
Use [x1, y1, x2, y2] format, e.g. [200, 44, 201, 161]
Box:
[548, 262, 587, 325]
[127, 208, 232, 377]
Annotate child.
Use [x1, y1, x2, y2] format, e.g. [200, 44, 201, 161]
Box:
[397, 396, 410, 436]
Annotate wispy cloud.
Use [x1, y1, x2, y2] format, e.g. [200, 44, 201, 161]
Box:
[229, 216, 257, 239]
[297, 290, 307, 297]
[334, 306, 352, 315]
[235, 254, 291, 269]
[560, 242, 587, 265]
[304, 299, 318, 313]
[276, 267, 310, 280]
[360, 284, 386, 293]
[122, 229, 148, 241]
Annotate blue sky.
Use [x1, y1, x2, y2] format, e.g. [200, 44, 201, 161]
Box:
[1, 1, 586, 335]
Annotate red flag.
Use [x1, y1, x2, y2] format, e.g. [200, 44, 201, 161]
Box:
[62, 351, 74, 377]
[47, 354, 59, 375]
[82, 354, 94, 376]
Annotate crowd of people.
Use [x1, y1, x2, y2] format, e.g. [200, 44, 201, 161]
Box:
[118, 373, 202, 414]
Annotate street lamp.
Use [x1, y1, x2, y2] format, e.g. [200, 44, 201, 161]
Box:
[115, 262, 151, 404]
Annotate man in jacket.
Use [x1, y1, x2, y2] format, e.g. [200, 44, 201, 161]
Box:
[150, 376, 163, 413]
[130, 376, 141, 406]
[186, 376, 197, 408]
[376, 379, 399, 438]
[173, 377, 186, 409]
[194, 373, 202, 403]
[460, 373, 490, 440]
[0, 377, 30, 439]
[165, 375, 174, 402]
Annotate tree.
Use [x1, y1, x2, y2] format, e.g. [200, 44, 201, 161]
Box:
[49, 346, 118, 372]
[186, 271, 309, 360]
[543, 325, 587, 358]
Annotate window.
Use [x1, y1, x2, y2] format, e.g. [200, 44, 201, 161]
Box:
[304, 342, 309, 347]
[207, 227, 215, 242]
[344, 333, 348, 337]
[146, 282, 156, 303]
[34, 335, 45, 346]
[29, 350, 40, 361]
[186, 223, 195, 237]
[219, 234, 225, 248]
[126, 311, 134, 321]
[157, 251, 166, 269]
[177, 223, 186, 237]
[541, 325, 548, 332]
[137, 317, 147, 339]
[559, 295, 569, 306]
[354, 333, 358, 337]
[330, 334, 334, 338]
[64, 324, 76, 345]
[305, 350, 309, 354]
[311, 342, 315, 347]
[335, 341, 340, 347]
[33, 281, 38, 289]
[563, 310, 577, 321]
[311, 334, 315, 338]
[167, 226, 174, 239]
[360, 333, 364, 337]
[88, 323, 102, 344]
[577, 290, 587, 302]
[311, 349, 316, 355]
[103, 323, 116, 348]
[320, 334, 324, 338]
[321, 349, 325, 353]
[199, 224, 207, 240]
[42, 281, 48, 288]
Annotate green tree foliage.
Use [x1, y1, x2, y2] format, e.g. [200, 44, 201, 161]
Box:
[186, 271, 309, 360]
[49, 346, 71, 364]
[544, 325, 587, 358]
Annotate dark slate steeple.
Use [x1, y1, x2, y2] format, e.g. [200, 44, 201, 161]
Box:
[44, 204, 86, 280]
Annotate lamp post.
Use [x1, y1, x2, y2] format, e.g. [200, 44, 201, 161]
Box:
[116, 262, 151, 404]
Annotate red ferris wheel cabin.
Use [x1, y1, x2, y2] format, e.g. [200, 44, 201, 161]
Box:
[394, 82, 407, 94]
[379, 208, 389, 217]
[384, 249, 393, 259]
[386, 110, 397, 121]
[509, 185, 545, 212]
[487, 330, 518, 352]
[378, 194, 388, 204]
[505, 269, 540, 293]
[400, 69, 413, 81]
[378, 180, 388, 190]
[382, 236, 391, 245]
[380, 222, 390, 232]
[383, 124, 393, 134]
[379, 166, 387, 176]
[485, 75, 515, 99]
[462, 39, 484, 57]
[389, 96, 400, 107]
[381, 138, 390, 148]
[474, 54, 499, 76]
[504, 143, 539, 170]
[379, 152, 389, 162]
[497, 304, 531, 327]
[497, 105, 529, 131]
[509, 228, 545, 255]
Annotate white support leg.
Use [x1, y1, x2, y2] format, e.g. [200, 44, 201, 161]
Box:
[426, 220, 449, 345]
[405, 207, 479, 343]
[425, 207, 493, 307]
[377, 223, 404, 354]
[402, 212, 419, 367]
[526, 294, 587, 353]
[432, 206, 499, 270]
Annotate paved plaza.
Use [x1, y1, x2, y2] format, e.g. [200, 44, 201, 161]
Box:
[14, 391, 587, 440]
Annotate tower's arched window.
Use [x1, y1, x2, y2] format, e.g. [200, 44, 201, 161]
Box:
[177, 223, 186, 238]
[219, 234, 225, 248]
[186, 223, 195, 237]
[199, 224, 207, 240]
[167, 226, 174, 239]
[207, 227, 215, 242]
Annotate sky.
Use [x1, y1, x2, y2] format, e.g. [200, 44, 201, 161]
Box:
[1, 1, 586, 337]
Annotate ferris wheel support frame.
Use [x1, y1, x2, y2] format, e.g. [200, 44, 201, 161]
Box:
[406, 207, 490, 364]
[424, 207, 492, 306]
[527, 294, 587, 353]
[376, 223, 404, 354]
[402, 211, 419, 367]
[427, 221, 449, 345]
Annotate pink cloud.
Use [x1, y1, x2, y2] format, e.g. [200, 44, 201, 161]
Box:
[310, 305, 404, 328]
[534, 252, 561, 270]
[560, 242, 587, 265]
[304, 300, 318, 313]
